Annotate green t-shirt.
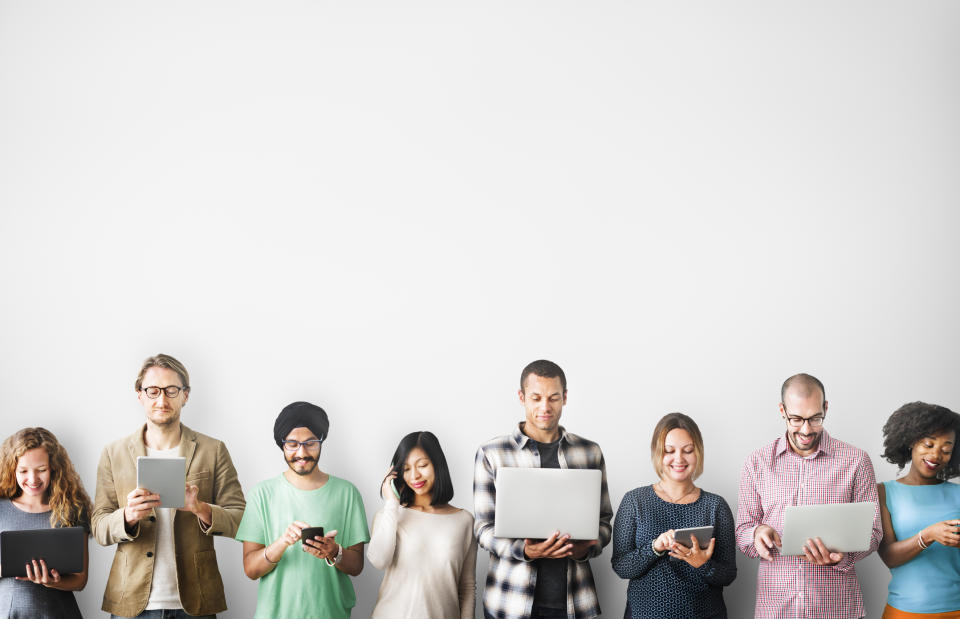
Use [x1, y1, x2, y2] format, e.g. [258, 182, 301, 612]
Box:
[236, 473, 371, 619]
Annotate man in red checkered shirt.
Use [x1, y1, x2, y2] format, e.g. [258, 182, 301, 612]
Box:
[735, 373, 882, 619]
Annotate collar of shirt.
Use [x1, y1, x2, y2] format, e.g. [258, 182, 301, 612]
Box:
[512, 423, 569, 449]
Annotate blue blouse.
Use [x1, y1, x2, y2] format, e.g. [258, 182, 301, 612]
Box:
[884, 480, 960, 613]
[611, 485, 737, 619]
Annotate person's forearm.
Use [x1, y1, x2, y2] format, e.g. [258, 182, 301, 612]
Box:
[46, 572, 87, 592]
[244, 541, 286, 580]
[879, 534, 926, 568]
[335, 546, 363, 576]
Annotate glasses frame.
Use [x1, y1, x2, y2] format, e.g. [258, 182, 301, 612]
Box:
[782, 409, 826, 428]
[282, 438, 324, 451]
[141, 385, 187, 399]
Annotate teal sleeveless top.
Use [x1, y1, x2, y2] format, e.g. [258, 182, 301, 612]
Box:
[884, 480, 960, 613]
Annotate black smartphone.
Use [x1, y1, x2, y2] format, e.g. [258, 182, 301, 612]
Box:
[300, 527, 325, 543]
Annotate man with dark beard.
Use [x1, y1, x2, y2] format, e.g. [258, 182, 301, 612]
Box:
[237, 401, 369, 619]
[92, 353, 246, 619]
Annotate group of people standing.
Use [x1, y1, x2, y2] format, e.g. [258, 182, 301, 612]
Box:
[0, 354, 958, 619]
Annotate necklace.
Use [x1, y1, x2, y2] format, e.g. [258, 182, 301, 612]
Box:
[656, 481, 698, 504]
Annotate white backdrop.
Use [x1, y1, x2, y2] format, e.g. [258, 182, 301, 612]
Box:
[1, 1, 959, 617]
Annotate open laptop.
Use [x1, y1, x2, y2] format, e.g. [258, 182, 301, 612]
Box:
[494, 467, 602, 540]
[0, 527, 85, 577]
[780, 501, 876, 556]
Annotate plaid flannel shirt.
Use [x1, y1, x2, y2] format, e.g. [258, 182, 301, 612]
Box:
[735, 431, 882, 619]
[473, 423, 613, 619]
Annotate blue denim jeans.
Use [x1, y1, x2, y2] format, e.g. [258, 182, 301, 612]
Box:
[112, 611, 215, 619]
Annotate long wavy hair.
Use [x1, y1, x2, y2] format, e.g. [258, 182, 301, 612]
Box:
[0, 428, 92, 532]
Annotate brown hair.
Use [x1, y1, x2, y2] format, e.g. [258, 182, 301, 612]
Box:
[135, 353, 190, 393]
[0, 428, 92, 532]
[650, 412, 705, 480]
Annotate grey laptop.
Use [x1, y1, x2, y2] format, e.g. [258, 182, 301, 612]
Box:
[494, 467, 602, 540]
[0, 527, 85, 577]
[136, 456, 186, 509]
[780, 501, 876, 556]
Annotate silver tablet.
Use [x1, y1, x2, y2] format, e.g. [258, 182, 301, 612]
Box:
[780, 501, 876, 556]
[136, 456, 186, 509]
[494, 467, 601, 540]
[0, 527, 85, 577]
[674, 526, 713, 549]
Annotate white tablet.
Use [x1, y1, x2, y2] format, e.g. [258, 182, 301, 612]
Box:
[780, 501, 876, 556]
[136, 456, 186, 509]
[494, 467, 601, 540]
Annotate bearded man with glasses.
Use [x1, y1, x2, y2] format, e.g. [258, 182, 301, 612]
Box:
[236, 401, 369, 619]
[735, 373, 882, 619]
[91, 353, 246, 619]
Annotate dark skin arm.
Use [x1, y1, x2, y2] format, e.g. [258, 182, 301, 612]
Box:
[523, 532, 597, 560]
[877, 483, 960, 568]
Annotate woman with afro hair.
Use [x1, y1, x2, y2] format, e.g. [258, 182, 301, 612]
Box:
[877, 401, 960, 619]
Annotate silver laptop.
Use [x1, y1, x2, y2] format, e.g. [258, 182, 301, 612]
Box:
[780, 501, 876, 556]
[494, 467, 601, 540]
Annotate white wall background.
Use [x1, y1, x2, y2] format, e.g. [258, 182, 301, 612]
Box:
[2, 1, 958, 617]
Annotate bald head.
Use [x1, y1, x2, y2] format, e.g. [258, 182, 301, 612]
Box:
[780, 373, 826, 406]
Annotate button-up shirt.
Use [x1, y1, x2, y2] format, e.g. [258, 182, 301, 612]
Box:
[473, 423, 613, 619]
[735, 430, 882, 619]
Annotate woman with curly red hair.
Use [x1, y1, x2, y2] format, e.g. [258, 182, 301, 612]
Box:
[0, 427, 92, 618]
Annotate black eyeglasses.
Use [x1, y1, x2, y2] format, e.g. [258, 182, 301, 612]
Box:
[783, 410, 825, 428]
[141, 385, 187, 399]
[282, 439, 324, 451]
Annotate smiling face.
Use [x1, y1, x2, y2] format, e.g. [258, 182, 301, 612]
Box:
[16, 447, 51, 500]
[402, 446, 435, 501]
[661, 428, 697, 484]
[780, 387, 828, 457]
[519, 374, 567, 442]
[910, 430, 955, 481]
[283, 426, 321, 476]
[137, 366, 189, 428]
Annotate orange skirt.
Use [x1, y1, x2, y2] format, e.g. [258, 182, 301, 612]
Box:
[883, 605, 960, 619]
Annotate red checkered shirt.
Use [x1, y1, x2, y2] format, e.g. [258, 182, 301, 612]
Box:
[735, 431, 882, 619]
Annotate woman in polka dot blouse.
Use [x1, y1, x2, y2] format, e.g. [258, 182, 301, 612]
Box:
[611, 413, 737, 619]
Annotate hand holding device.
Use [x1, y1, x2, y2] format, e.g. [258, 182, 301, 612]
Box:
[380, 468, 401, 502]
[754, 524, 782, 561]
[801, 536, 843, 565]
[669, 534, 716, 568]
[921, 520, 960, 548]
[524, 531, 574, 560]
[124, 487, 161, 526]
[15, 558, 61, 586]
[303, 529, 340, 562]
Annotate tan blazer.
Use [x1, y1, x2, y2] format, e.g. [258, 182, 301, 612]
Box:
[92, 424, 245, 618]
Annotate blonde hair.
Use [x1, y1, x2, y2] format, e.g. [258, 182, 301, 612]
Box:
[135, 353, 190, 392]
[0, 428, 92, 531]
[650, 412, 705, 480]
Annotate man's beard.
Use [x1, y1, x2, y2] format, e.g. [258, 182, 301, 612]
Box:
[286, 455, 318, 476]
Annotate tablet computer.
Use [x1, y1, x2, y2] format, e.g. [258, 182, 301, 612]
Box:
[780, 501, 876, 556]
[136, 456, 186, 509]
[494, 467, 601, 540]
[674, 526, 713, 549]
[0, 527, 85, 577]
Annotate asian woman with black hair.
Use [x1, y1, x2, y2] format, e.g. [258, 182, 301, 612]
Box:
[367, 431, 476, 619]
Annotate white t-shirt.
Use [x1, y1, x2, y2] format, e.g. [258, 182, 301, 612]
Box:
[144, 444, 182, 610]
